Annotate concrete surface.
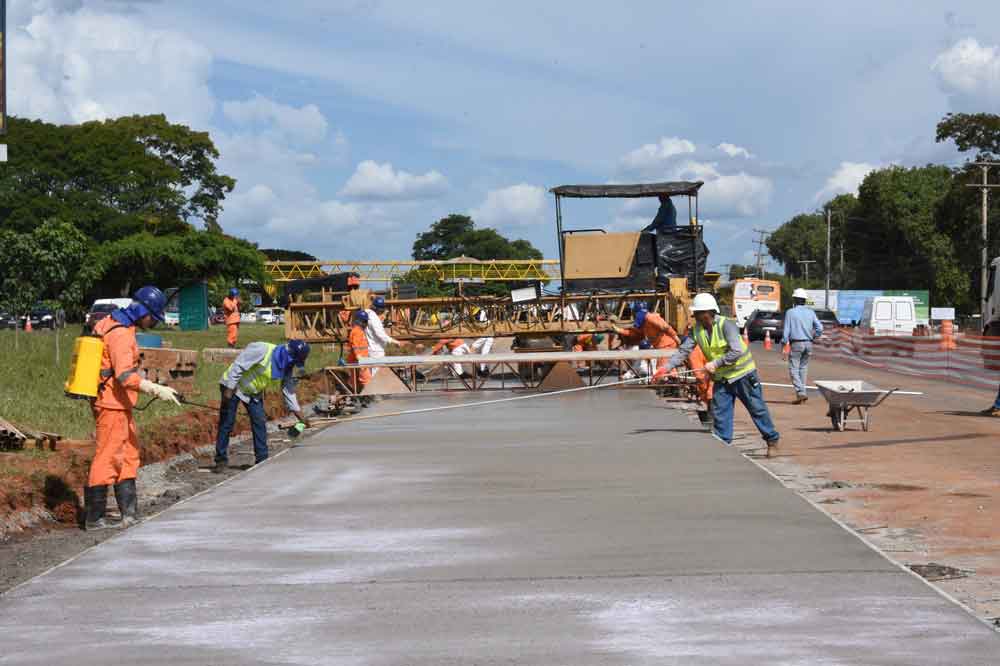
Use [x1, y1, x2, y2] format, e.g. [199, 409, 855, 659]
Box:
[1, 390, 997, 664]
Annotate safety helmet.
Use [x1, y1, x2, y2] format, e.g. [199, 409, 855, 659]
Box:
[639, 340, 652, 350]
[133, 286, 167, 322]
[593, 333, 606, 344]
[792, 288, 808, 300]
[287, 339, 311, 367]
[372, 296, 386, 311]
[690, 293, 720, 314]
[354, 310, 369, 325]
[633, 309, 648, 328]
[229, 288, 239, 298]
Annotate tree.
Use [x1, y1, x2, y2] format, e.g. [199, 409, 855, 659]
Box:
[261, 248, 317, 261]
[766, 213, 827, 280]
[936, 113, 1000, 159]
[0, 115, 235, 239]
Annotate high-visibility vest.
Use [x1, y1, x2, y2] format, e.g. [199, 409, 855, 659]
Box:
[221, 343, 279, 396]
[694, 316, 756, 382]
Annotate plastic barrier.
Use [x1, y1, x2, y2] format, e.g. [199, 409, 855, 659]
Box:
[811, 328, 1000, 391]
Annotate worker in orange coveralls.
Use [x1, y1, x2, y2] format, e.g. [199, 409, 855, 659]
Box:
[223, 288, 241, 348]
[610, 306, 682, 373]
[652, 324, 714, 427]
[346, 310, 372, 402]
[86, 286, 180, 531]
[572, 332, 606, 368]
[431, 337, 473, 379]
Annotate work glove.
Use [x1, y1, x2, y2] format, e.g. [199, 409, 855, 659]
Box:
[139, 379, 181, 406]
[703, 360, 719, 375]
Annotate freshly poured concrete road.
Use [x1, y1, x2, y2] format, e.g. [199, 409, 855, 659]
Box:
[1, 391, 997, 664]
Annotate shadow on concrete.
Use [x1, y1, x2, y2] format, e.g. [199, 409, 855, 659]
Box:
[815, 433, 987, 450]
[627, 428, 706, 435]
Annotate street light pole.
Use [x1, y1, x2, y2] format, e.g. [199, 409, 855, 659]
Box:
[798, 259, 816, 286]
[966, 163, 1000, 323]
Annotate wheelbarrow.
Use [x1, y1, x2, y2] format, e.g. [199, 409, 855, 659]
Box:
[814, 380, 899, 432]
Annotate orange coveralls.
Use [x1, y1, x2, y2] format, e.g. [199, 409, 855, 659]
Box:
[635, 313, 681, 371]
[89, 317, 142, 487]
[346, 324, 371, 391]
[572, 333, 601, 353]
[223, 296, 241, 346]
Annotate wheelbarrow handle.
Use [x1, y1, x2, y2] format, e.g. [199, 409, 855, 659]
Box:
[872, 388, 900, 408]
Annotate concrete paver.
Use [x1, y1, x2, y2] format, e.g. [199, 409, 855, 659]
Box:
[1, 390, 996, 664]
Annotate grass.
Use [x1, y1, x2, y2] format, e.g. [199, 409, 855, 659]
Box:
[0, 324, 340, 440]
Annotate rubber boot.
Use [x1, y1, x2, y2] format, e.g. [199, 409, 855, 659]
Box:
[84, 485, 117, 531]
[113, 479, 140, 527]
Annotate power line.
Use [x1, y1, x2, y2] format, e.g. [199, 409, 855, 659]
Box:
[965, 162, 1000, 323]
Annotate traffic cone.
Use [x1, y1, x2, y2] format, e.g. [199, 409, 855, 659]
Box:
[25, 317, 33, 333]
[763, 329, 772, 350]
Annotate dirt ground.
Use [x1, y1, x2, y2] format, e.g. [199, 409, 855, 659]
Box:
[722, 343, 1000, 629]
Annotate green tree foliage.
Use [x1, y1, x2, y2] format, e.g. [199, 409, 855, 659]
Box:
[936, 113, 1000, 159]
[0, 116, 235, 238]
[261, 248, 318, 261]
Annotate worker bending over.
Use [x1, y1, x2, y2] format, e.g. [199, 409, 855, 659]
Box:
[611, 306, 681, 374]
[215, 339, 311, 473]
[664, 294, 780, 452]
[782, 288, 823, 404]
[86, 286, 180, 530]
[431, 337, 472, 379]
[469, 307, 494, 377]
[366, 296, 407, 375]
[222, 288, 241, 348]
[346, 310, 373, 398]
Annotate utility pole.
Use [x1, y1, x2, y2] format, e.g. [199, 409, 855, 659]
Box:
[825, 208, 832, 309]
[798, 259, 816, 286]
[752, 228, 771, 278]
[966, 162, 1000, 323]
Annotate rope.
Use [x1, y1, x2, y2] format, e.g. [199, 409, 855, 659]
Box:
[313, 369, 702, 426]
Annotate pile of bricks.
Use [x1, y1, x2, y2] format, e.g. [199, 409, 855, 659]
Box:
[138, 347, 199, 395]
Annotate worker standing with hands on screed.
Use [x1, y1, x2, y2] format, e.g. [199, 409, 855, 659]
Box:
[782, 288, 823, 404]
[610, 305, 681, 374]
[86, 286, 181, 531]
[664, 293, 780, 453]
[346, 310, 374, 402]
[366, 296, 408, 376]
[215, 339, 311, 473]
[223, 288, 241, 348]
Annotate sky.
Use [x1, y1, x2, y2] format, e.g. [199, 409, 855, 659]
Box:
[9, 0, 1000, 272]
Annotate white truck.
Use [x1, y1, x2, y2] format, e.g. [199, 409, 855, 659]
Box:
[985, 257, 1000, 336]
[859, 296, 917, 336]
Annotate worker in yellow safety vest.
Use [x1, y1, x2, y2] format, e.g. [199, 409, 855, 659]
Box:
[663, 293, 780, 453]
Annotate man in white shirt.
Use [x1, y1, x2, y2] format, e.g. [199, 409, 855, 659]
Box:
[365, 296, 407, 375]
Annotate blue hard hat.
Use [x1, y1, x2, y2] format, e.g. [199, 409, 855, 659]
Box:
[133, 286, 166, 322]
[633, 309, 648, 329]
[355, 310, 369, 325]
[639, 340, 652, 350]
[229, 288, 239, 297]
[372, 296, 386, 311]
[287, 339, 311, 367]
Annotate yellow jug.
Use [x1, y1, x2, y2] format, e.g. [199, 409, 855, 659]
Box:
[65, 336, 104, 399]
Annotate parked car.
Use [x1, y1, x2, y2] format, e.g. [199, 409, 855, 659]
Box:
[859, 296, 917, 336]
[210, 308, 226, 325]
[21, 305, 66, 329]
[812, 308, 840, 342]
[85, 298, 132, 331]
[0, 311, 17, 330]
[745, 309, 784, 342]
[255, 307, 285, 325]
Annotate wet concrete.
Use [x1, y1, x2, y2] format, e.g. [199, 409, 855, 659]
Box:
[0, 390, 997, 664]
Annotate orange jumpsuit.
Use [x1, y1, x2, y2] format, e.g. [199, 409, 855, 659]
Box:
[346, 324, 371, 391]
[572, 333, 601, 353]
[89, 317, 142, 487]
[431, 338, 467, 354]
[635, 313, 682, 371]
[223, 296, 240, 346]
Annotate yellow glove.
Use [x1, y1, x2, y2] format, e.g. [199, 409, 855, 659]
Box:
[139, 379, 181, 406]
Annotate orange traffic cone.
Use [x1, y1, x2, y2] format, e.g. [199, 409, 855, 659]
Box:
[24, 317, 33, 333]
[763, 329, 772, 350]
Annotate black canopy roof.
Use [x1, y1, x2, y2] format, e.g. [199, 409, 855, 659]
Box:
[550, 181, 703, 198]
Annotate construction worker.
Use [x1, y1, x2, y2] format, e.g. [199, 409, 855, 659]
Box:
[664, 293, 780, 452]
[431, 337, 472, 379]
[86, 286, 181, 531]
[222, 288, 241, 348]
[610, 306, 681, 373]
[641, 195, 678, 234]
[982, 385, 1000, 417]
[215, 338, 311, 473]
[346, 310, 373, 398]
[470, 307, 494, 377]
[366, 296, 406, 376]
[572, 332, 605, 353]
[782, 288, 823, 404]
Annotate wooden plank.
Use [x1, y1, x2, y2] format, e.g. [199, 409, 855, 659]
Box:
[344, 348, 679, 369]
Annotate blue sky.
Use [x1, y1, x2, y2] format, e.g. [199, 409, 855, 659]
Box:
[10, 1, 1000, 271]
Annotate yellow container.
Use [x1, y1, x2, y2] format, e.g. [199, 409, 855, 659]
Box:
[65, 336, 104, 399]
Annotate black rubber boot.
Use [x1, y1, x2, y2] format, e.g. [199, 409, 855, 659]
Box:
[113, 479, 140, 527]
[84, 485, 117, 531]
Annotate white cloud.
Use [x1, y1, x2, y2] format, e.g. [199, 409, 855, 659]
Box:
[470, 184, 548, 227]
[932, 38, 1000, 110]
[340, 160, 449, 201]
[814, 161, 879, 201]
[10, 6, 215, 127]
[620, 137, 696, 171]
[717, 142, 754, 159]
[222, 93, 329, 144]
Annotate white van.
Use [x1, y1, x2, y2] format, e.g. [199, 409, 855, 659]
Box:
[859, 296, 917, 336]
[255, 307, 285, 325]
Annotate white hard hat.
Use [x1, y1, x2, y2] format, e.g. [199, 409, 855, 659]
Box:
[690, 293, 720, 314]
[792, 288, 808, 300]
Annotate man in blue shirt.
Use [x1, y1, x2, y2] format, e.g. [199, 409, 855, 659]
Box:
[782, 288, 824, 404]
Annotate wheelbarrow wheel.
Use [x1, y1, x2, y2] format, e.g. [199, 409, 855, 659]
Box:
[830, 409, 842, 431]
